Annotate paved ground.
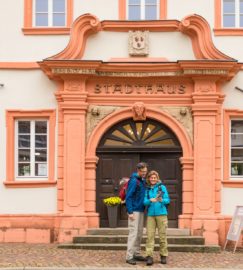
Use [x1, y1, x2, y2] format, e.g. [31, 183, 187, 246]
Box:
[0, 244, 242, 269]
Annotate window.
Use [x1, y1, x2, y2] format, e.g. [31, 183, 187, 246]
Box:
[34, 0, 66, 27]
[118, 0, 166, 20]
[5, 110, 56, 187]
[222, 0, 243, 27]
[230, 120, 243, 177]
[128, 0, 159, 20]
[223, 110, 243, 187]
[23, 0, 73, 35]
[214, 0, 243, 35]
[16, 120, 48, 178]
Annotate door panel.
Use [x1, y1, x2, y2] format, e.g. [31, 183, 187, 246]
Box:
[140, 153, 182, 227]
[96, 153, 139, 227]
[97, 152, 182, 228]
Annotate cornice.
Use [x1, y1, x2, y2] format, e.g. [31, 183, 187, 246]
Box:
[45, 13, 235, 62]
[39, 60, 240, 81]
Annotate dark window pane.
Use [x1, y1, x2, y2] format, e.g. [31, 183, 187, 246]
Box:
[240, 0, 243, 13]
[145, 0, 157, 4]
[36, 0, 48, 12]
[18, 135, 30, 148]
[231, 134, 243, 147]
[231, 163, 243, 176]
[18, 163, 31, 176]
[129, 0, 140, 4]
[35, 163, 47, 176]
[129, 6, 141, 20]
[223, 0, 235, 13]
[53, 14, 65, 26]
[36, 13, 48, 26]
[231, 149, 243, 161]
[35, 121, 47, 134]
[35, 149, 47, 162]
[19, 149, 31, 162]
[223, 15, 236, 27]
[18, 121, 30, 133]
[145, 5, 157, 19]
[35, 135, 47, 148]
[231, 120, 243, 133]
[53, 0, 65, 12]
[240, 15, 243, 27]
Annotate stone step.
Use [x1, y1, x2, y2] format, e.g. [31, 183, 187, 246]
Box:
[73, 235, 205, 245]
[58, 243, 221, 253]
[87, 228, 191, 236]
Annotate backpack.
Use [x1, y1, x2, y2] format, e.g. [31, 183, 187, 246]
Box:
[146, 183, 170, 210]
[119, 177, 140, 203]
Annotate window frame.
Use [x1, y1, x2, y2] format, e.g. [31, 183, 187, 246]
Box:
[127, 0, 160, 20]
[223, 109, 243, 188]
[23, 0, 73, 35]
[15, 119, 49, 180]
[33, 0, 66, 27]
[214, 0, 243, 35]
[5, 110, 56, 188]
[119, 0, 166, 20]
[230, 119, 243, 178]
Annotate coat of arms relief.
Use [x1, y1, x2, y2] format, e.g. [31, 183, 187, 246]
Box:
[128, 31, 149, 56]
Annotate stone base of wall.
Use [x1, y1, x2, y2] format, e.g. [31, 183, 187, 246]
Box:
[0, 213, 99, 243]
[179, 214, 243, 248]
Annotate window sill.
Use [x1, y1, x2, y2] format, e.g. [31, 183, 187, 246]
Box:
[4, 180, 57, 188]
[222, 180, 243, 188]
[214, 28, 243, 36]
[22, 27, 71, 35]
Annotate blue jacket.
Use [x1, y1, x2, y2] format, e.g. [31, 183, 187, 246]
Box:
[144, 182, 170, 216]
[126, 172, 146, 214]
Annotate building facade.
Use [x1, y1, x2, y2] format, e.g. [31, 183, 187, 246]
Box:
[0, 0, 243, 246]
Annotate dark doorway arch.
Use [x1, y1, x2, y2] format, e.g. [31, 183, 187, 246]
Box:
[96, 118, 182, 227]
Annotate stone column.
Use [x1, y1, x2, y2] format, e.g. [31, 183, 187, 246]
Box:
[57, 79, 89, 242]
[179, 157, 194, 229]
[85, 156, 99, 228]
[191, 79, 223, 245]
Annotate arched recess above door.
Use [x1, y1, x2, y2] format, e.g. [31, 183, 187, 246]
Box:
[97, 118, 181, 152]
[86, 107, 193, 158]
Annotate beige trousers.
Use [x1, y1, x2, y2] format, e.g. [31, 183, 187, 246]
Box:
[126, 212, 144, 260]
[146, 215, 168, 257]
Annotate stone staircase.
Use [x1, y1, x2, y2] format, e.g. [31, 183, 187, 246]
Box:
[59, 228, 221, 253]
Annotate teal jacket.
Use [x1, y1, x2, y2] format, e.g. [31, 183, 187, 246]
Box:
[144, 182, 170, 216]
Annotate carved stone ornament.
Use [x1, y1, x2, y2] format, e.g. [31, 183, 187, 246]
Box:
[132, 102, 146, 121]
[159, 106, 193, 142]
[129, 31, 149, 56]
[86, 105, 121, 143]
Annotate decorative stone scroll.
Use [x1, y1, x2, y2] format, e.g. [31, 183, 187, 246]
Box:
[132, 102, 146, 121]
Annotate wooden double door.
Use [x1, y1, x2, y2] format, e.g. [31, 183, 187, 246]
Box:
[96, 152, 182, 228]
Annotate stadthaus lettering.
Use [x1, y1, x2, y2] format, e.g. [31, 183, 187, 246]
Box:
[94, 84, 186, 94]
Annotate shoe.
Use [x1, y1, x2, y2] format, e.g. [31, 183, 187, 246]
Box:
[160, 255, 167, 264]
[133, 255, 146, 261]
[126, 258, 136, 265]
[146, 256, 153, 266]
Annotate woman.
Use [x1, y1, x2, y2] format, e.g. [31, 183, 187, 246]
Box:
[144, 170, 170, 266]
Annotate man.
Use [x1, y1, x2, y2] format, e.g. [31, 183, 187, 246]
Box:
[125, 162, 148, 265]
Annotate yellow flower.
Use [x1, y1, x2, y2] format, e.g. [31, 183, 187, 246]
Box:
[103, 196, 121, 206]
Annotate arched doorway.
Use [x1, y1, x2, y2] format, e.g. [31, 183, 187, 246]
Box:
[96, 118, 182, 228]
